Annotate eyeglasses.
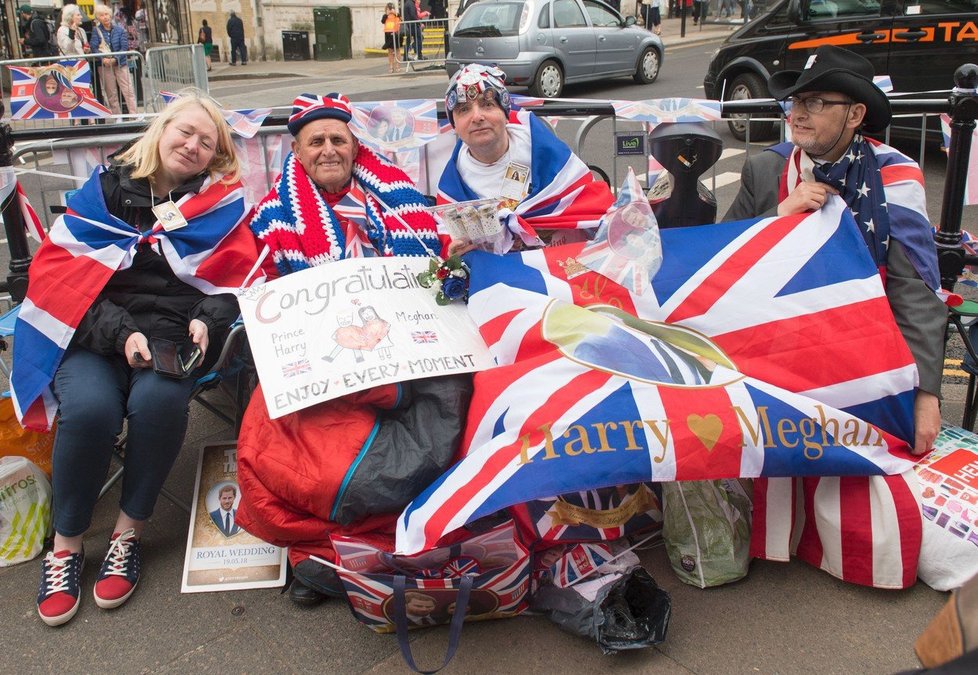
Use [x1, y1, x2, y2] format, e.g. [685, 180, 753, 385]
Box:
[786, 96, 854, 114]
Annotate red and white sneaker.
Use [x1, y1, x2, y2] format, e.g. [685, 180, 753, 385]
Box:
[93, 529, 141, 609]
[37, 549, 85, 627]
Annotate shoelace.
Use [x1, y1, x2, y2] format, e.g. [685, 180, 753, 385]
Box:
[42, 552, 74, 594]
[102, 529, 137, 578]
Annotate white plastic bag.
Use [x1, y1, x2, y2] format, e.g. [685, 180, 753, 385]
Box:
[915, 427, 978, 591]
[0, 456, 52, 567]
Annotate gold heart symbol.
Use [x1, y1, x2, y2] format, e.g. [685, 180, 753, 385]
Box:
[687, 413, 723, 451]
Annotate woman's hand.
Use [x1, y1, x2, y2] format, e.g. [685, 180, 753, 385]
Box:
[188, 319, 210, 358]
[126, 332, 151, 368]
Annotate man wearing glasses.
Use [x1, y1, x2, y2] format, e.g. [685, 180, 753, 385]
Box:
[725, 44, 945, 456]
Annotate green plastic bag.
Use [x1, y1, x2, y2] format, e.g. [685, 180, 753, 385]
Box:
[661, 479, 752, 588]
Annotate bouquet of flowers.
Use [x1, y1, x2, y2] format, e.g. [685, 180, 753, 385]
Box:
[417, 255, 470, 305]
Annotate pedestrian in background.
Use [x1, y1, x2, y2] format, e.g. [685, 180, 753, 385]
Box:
[198, 19, 213, 71]
[227, 10, 247, 66]
[56, 4, 88, 57]
[401, 0, 423, 62]
[382, 4, 401, 74]
[641, 0, 662, 34]
[19, 4, 55, 58]
[89, 3, 138, 119]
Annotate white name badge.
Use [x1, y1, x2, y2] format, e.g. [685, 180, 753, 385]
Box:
[500, 161, 530, 201]
[152, 201, 188, 231]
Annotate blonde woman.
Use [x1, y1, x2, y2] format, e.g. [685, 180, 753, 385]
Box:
[56, 4, 89, 56]
[89, 3, 138, 118]
[12, 92, 259, 626]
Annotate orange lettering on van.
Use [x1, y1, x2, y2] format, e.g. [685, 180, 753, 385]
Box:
[958, 22, 978, 41]
[937, 22, 960, 41]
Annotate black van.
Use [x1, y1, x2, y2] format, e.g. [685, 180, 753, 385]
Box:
[703, 0, 978, 140]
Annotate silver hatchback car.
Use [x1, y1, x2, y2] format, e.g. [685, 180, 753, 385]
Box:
[447, 0, 664, 98]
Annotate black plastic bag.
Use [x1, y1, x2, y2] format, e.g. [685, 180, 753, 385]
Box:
[531, 566, 671, 655]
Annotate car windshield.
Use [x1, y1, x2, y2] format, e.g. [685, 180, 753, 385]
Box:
[454, 2, 525, 36]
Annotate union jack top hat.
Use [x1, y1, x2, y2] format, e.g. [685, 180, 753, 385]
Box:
[287, 92, 353, 136]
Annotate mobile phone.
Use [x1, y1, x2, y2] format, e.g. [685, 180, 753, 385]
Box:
[148, 338, 203, 378]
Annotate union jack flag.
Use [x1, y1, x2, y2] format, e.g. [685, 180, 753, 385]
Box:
[8, 60, 111, 120]
[396, 200, 920, 562]
[349, 99, 440, 153]
[548, 542, 614, 588]
[10, 169, 260, 431]
[0, 168, 45, 242]
[160, 91, 272, 139]
[613, 98, 723, 125]
[282, 359, 312, 378]
[513, 483, 663, 546]
[578, 168, 662, 295]
[411, 330, 438, 344]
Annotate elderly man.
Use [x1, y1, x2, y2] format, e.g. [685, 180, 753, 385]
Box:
[438, 64, 614, 253]
[725, 45, 945, 457]
[238, 93, 472, 607]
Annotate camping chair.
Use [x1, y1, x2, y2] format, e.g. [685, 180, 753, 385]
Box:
[97, 320, 256, 513]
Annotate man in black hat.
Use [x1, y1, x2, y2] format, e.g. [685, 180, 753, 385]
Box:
[726, 45, 945, 456]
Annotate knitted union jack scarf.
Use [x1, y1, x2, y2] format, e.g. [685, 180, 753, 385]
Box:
[249, 144, 440, 276]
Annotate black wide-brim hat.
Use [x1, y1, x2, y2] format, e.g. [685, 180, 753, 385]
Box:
[767, 45, 891, 132]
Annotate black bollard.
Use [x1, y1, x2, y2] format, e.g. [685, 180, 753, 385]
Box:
[0, 99, 31, 304]
[935, 63, 978, 292]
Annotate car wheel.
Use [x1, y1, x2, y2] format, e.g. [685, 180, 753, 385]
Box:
[633, 47, 660, 84]
[726, 72, 778, 142]
[530, 60, 563, 98]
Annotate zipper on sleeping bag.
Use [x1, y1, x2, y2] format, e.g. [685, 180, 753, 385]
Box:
[330, 418, 382, 522]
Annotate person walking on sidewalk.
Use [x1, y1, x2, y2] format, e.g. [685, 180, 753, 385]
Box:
[198, 19, 213, 71]
[640, 0, 662, 34]
[382, 3, 401, 73]
[89, 3, 138, 118]
[227, 10, 247, 66]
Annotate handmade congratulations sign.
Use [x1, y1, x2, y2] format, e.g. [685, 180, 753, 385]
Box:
[238, 256, 495, 418]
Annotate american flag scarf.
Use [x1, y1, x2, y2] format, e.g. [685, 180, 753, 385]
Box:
[777, 135, 939, 290]
[249, 144, 440, 276]
[10, 167, 259, 430]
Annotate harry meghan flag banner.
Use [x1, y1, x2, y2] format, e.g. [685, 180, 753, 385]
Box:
[396, 197, 920, 555]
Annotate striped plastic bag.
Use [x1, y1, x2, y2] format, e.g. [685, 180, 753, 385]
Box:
[0, 456, 52, 567]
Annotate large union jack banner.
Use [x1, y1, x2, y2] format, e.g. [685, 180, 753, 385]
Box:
[396, 198, 921, 562]
[8, 60, 111, 120]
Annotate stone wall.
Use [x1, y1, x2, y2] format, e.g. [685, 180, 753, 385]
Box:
[189, 1, 463, 62]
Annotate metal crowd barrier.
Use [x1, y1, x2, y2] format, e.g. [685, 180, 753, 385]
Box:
[396, 18, 450, 72]
[144, 44, 209, 111]
[1, 67, 976, 302]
